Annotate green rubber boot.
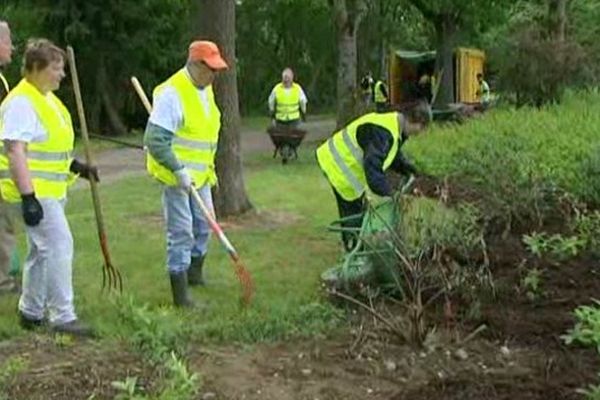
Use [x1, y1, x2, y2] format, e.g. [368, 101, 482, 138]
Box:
[188, 255, 205, 287]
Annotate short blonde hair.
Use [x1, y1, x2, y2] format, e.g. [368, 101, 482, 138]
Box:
[22, 38, 65, 75]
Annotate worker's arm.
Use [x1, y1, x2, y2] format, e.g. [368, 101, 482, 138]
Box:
[298, 85, 308, 115]
[389, 149, 417, 176]
[143, 122, 183, 172]
[143, 87, 184, 172]
[267, 87, 276, 116]
[4, 140, 33, 195]
[356, 124, 394, 197]
[0, 96, 46, 226]
[379, 82, 389, 100]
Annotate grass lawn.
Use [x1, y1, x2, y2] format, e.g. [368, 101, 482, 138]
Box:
[0, 145, 343, 343]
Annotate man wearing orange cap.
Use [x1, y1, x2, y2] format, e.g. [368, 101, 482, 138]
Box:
[143, 40, 228, 307]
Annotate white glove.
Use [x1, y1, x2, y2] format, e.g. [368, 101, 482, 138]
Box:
[174, 168, 193, 191]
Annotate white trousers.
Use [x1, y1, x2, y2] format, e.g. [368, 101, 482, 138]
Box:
[18, 198, 77, 325]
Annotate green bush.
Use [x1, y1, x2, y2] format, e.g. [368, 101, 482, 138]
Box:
[406, 91, 600, 226]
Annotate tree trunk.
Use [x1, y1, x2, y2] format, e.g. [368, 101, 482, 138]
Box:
[433, 14, 457, 108]
[195, 0, 253, 217]
[548, 0, 567, 42]
[332, 0, 368, 129]
[98, 60, 128, 135]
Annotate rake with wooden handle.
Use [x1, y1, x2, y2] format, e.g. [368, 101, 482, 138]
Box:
[131, 76, 254, 306]
[67, 46, 123, 293]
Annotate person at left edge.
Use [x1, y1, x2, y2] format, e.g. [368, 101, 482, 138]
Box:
[0, 38, 99, 336]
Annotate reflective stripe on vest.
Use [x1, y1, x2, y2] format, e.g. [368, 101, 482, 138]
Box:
[0, 170, 69, 181]
[274, 83, 301, 121]
[147, 69, 221, 187]
[172, 137, 217, 151]
[316, 112, 401, 201]
[327, 130, 363, 194]
[374, 81, 387, 103]
[0, 79, 75, 203]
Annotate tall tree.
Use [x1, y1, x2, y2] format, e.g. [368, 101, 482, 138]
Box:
[9, 0, 190, 135]
[195, 0, 253, 216]
[330, 0, 369, 128]
[408, 0, 507, 107]
[548, 0, 567, 41]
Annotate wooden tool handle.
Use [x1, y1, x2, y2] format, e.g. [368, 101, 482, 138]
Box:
[66, 46, 107, 236]
[131, 76, 153, 114]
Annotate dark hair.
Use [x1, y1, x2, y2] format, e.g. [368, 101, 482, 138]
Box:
[22, 38, 65, 75]
[477, 73, 483, 79]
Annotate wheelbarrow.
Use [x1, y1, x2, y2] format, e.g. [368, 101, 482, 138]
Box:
[266, 125, 308, 164]
[321, 176, 415, 294]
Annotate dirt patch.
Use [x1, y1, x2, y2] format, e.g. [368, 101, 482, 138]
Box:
[190, 335, 537, 400]
[0, 337, 157, 400]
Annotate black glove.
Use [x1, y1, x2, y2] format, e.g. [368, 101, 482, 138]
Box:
[21, 193, 43, 227]
[70, 159, 99, 182]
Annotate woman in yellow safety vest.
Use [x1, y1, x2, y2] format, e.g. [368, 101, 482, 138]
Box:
[0, 39, 98, 336]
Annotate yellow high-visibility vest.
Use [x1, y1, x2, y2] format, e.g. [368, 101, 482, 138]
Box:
[316, 112, 401, 201]
[374, 80, 388, 104]
[147, 69, 221, 187]
[274, 83, 301, 121]
[0, 79, 75, 203]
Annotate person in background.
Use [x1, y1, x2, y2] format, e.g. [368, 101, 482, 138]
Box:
[476, 73, 491, 109]
[360, 71, 375, 108]
[373, 79, 389, 113]
[0, 39, 98, 336]
[0, 20, 18, 296]
[268, 67, 308, 127]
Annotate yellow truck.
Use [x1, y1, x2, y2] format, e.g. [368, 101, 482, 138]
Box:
[388, 47, 486, 118]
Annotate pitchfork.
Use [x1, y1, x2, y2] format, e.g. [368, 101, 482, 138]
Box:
[67, 46, 123, 293]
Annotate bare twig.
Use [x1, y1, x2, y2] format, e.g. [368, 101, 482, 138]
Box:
[459, 324, 487, 345]
[330, 290, 402, 336]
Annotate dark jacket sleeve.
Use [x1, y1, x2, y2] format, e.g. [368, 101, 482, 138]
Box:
[356, 124, 417, 196]
[389, 149, 417, 176]
[356, 124, 394, 196]
[379, 82, 389, 100]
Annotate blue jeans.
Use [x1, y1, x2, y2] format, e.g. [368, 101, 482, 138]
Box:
[162, 185, 213, 274]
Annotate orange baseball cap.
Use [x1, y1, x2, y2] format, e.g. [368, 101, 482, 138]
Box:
[188, 40, 228, 70]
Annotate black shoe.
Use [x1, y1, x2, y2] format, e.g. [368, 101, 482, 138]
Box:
[188, 255, 206, 287]
[51, 319, 95, 338]
[169, 271, 196, 308]
[19, 312, 43, 331]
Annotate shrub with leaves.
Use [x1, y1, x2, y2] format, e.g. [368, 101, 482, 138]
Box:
[406, 91, 600, 228]
[363, 197, 491, 345]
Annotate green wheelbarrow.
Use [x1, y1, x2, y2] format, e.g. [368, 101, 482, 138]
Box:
[321, 176, 415, 294]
